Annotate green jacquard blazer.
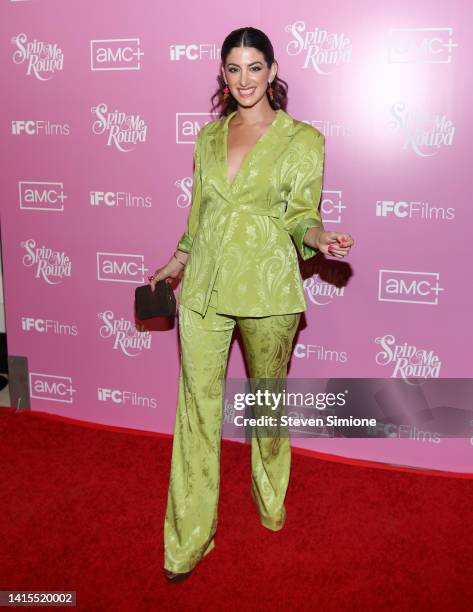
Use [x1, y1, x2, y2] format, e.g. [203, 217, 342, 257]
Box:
[176, 108, 325, 317]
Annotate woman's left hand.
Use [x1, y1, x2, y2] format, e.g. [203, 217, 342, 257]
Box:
[317, 231, 355, 258]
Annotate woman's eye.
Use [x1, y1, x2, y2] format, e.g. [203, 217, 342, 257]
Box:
[227, 66, 262, 73]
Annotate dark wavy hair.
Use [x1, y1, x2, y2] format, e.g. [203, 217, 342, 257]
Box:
[210, 27, 289, 118]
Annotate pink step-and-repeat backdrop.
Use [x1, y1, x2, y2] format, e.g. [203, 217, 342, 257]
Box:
[1, 0, 472, 472]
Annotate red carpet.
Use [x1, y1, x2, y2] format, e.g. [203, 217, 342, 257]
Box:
[1, 406, 472, 611]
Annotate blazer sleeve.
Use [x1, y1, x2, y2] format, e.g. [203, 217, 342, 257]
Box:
[283, 128, 325, 261]
[175, 127, 204, 253]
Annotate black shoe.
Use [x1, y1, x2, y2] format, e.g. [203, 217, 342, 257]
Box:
[164, 568, 193, 583]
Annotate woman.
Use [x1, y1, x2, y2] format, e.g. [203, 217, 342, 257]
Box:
[150, 26, 354, 583]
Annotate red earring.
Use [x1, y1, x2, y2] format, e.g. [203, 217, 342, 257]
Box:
[267, 81, 274, 102]
[223, 84, 230, 100]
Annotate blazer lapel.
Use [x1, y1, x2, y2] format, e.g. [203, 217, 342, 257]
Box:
[209, 111, 235, 189]
[210, 109, 295, 193]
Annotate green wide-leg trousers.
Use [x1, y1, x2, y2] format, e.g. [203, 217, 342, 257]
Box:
[163, 288, 301, 573]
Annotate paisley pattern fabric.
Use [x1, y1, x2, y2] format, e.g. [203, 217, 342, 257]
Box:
[163, 288, 301, 573]
[176, 108, 325, 318]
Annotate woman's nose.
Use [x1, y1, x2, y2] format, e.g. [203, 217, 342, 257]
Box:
[239, 70, 249, 86]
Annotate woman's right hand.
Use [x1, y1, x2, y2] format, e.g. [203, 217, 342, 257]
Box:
[149, 253, 188, 292]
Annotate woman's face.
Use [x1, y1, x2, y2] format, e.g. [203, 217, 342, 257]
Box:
[221, 46, 277, 108]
